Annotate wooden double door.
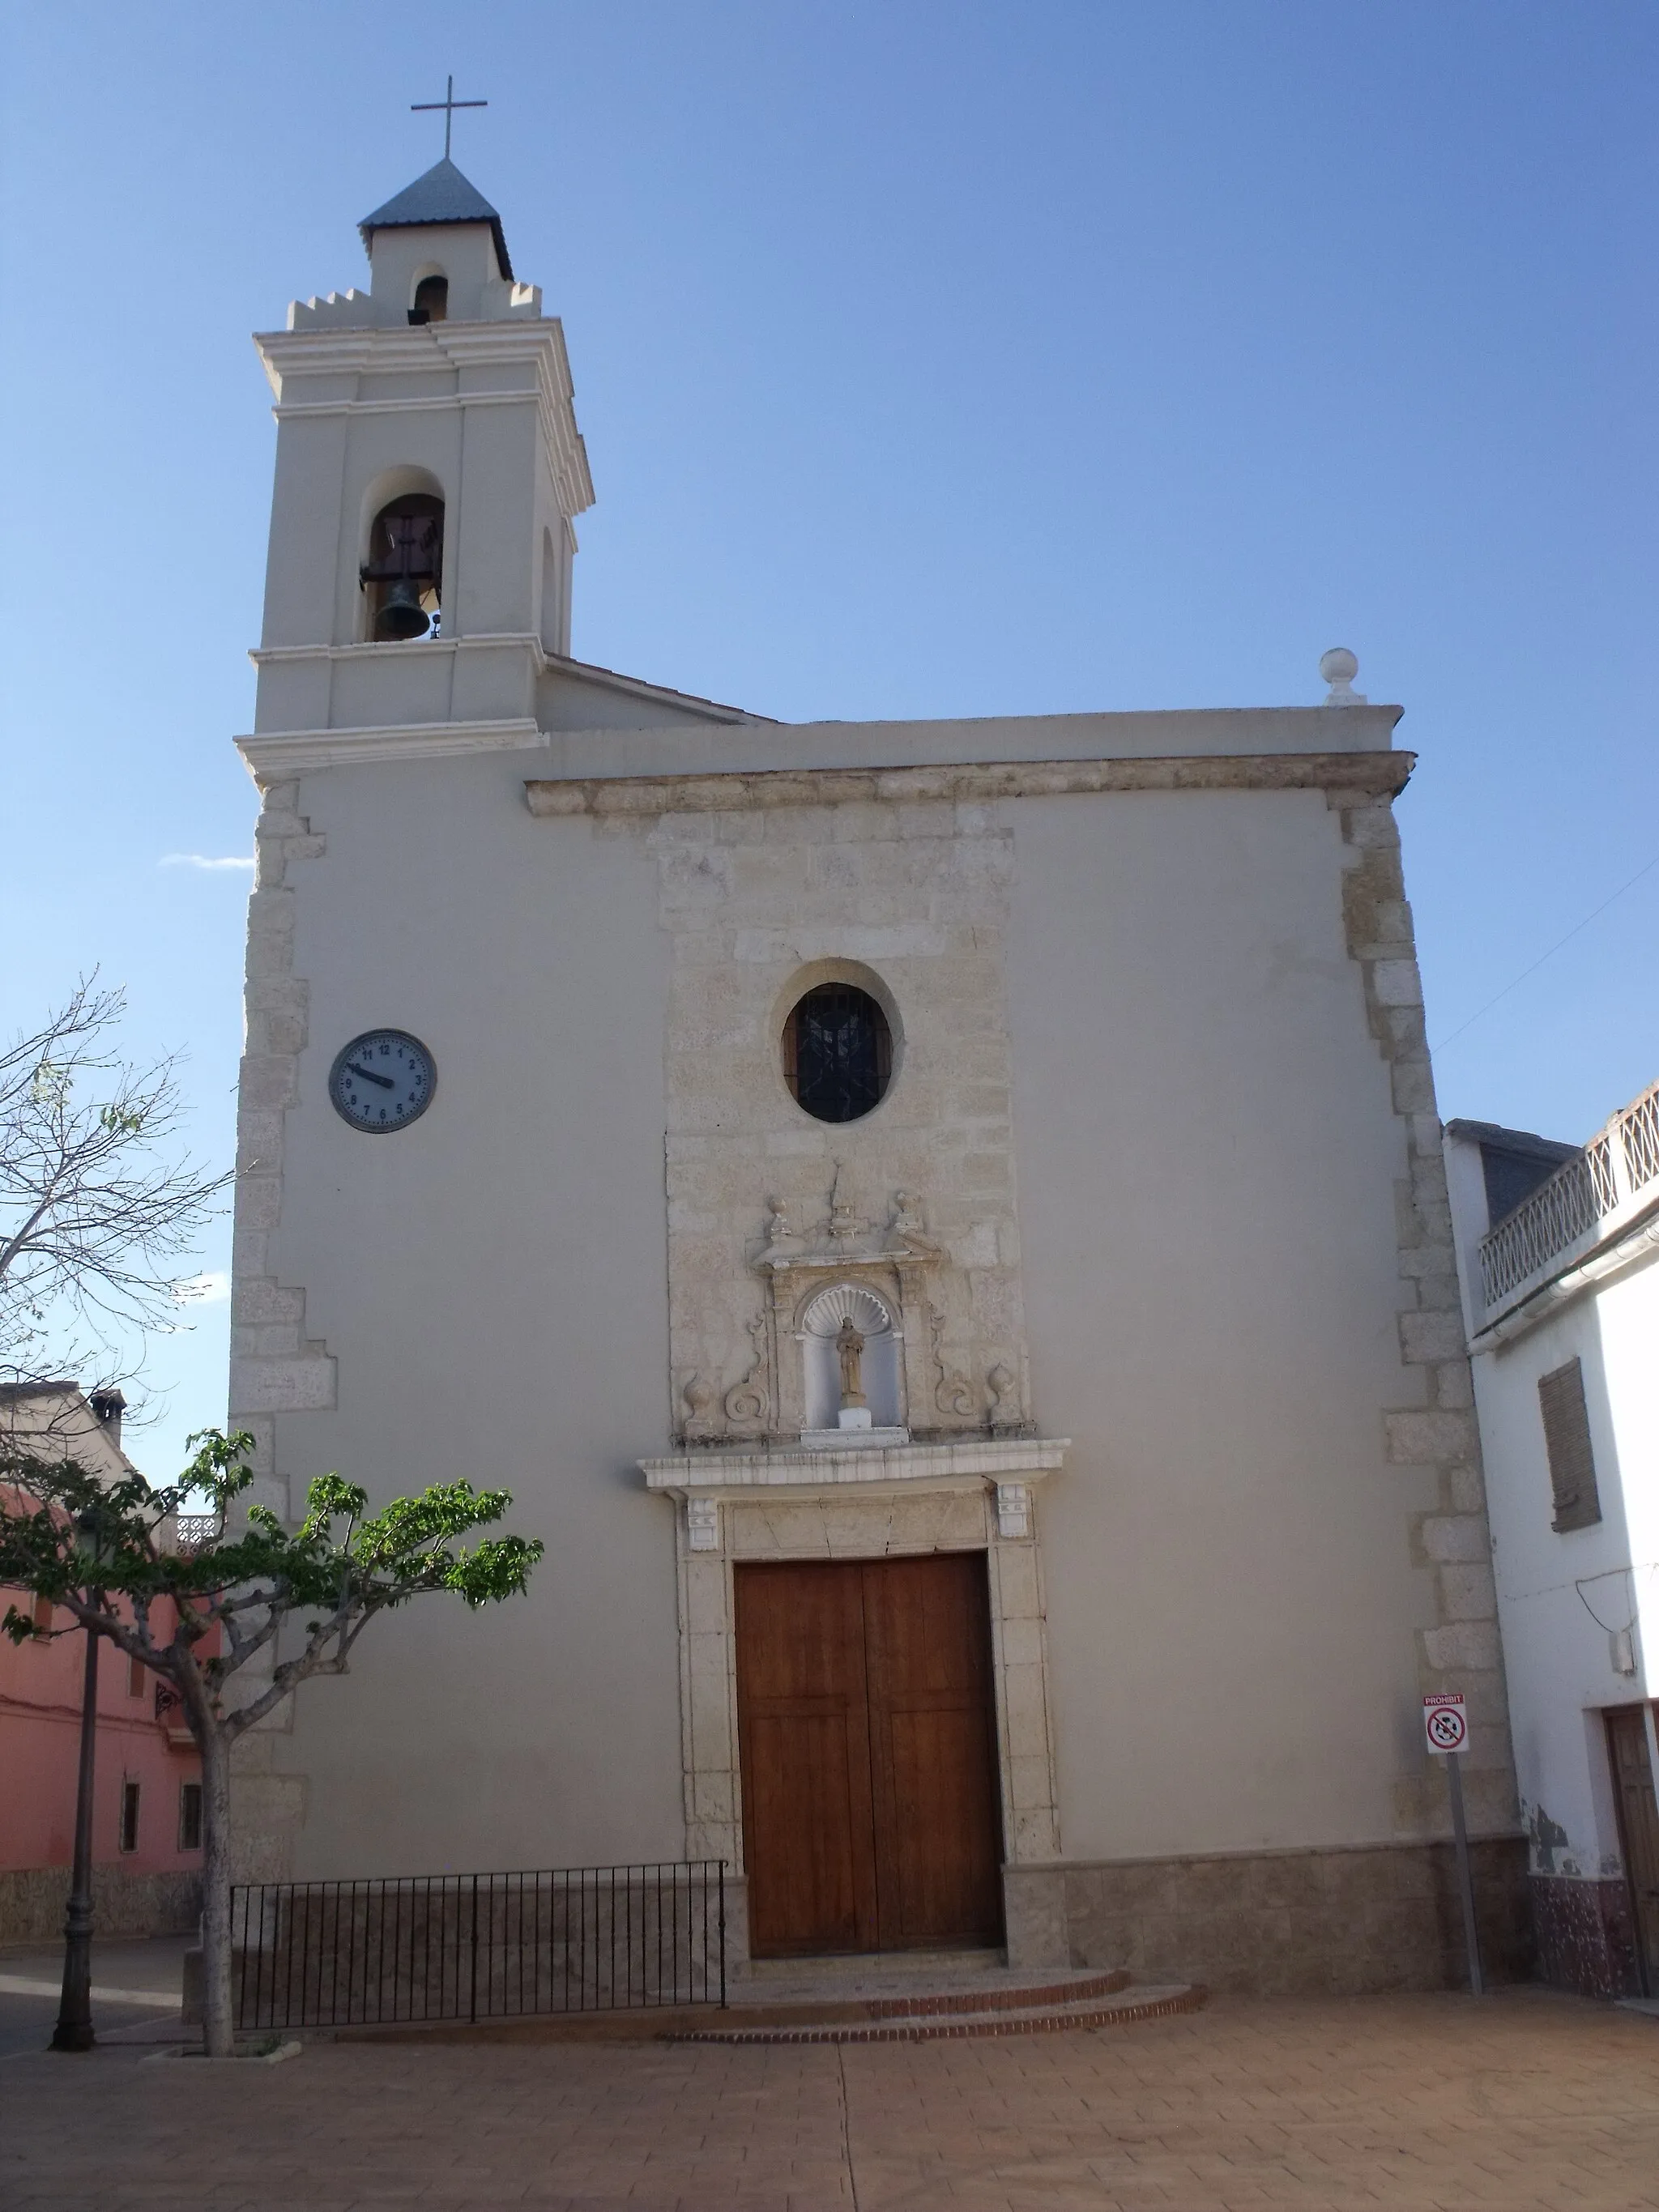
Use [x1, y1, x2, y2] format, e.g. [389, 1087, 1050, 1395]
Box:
[735, 1554, 1005, 1957]
[1606, 1706, 1659, 1994]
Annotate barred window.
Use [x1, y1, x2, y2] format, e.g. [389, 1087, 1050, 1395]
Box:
[783, 986, 893, 1124]
[178, 1781, 203, 1853]
[1538, 1357, 1601, 1532]
[118, 1779, 141, 1854]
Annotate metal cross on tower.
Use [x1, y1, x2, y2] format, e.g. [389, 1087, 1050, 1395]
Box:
[412, 75, 488, 160]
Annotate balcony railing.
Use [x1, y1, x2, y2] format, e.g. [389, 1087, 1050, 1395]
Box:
[1479, 1080, 1659, 1312]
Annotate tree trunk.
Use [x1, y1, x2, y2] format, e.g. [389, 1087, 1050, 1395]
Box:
[198, 1728, 237, 2056]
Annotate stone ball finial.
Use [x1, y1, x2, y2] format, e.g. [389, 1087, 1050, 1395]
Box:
[1319, 646, 1365, 705]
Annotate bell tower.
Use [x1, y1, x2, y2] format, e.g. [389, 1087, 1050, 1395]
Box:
[249, 158, 594, 756]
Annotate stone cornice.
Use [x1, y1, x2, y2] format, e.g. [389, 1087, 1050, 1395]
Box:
[254, 318, 594, 519]
[249, 634, 539, 668]
[527, 750, 1414, 818]
[237, 718, 544, 781]
[254, 317, 572, 381]
[640, 1434, 1069, 1497]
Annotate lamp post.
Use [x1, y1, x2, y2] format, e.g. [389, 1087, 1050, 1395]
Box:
[50, 1507, 112, 2053]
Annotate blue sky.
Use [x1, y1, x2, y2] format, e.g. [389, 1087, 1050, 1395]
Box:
[2, 2, 1654, 1480]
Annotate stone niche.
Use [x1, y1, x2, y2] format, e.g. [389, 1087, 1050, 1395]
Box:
[799, 1282, 902, 1435]
[679, 1183, 1028, 1449]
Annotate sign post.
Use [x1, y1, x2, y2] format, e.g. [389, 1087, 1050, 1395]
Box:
[1423, 1693, 1483, 1997]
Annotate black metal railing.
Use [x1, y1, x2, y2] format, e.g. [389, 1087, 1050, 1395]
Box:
[230, 1861, 726, 2030]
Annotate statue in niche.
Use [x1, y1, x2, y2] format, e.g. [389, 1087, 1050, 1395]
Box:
[835, 1316, 868, 1409]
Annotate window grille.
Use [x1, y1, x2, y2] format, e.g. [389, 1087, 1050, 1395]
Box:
[784, 986, 892, 1124]
[178, 1782, 203, 1853]
[1538, 1357, 1601, 1532]
[118, 1780, 141, 1854]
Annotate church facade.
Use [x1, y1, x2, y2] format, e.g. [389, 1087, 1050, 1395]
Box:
[227, 161, 1527, 1990]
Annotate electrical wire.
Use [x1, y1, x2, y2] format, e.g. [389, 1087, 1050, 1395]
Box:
[1432, 850, 1659, 1052]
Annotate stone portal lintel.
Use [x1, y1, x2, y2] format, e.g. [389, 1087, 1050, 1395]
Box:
[641, 1434, 1068, 1501]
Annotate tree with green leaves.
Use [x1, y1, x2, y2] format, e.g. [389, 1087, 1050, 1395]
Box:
[0, 1429, 543, 2057]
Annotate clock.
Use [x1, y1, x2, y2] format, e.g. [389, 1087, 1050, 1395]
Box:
[328, 1030, 436, 1132]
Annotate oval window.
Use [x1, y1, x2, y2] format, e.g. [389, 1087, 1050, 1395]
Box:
[783, 985, 893, 1123]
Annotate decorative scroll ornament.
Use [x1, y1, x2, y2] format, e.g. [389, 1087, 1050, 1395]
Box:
[930, 1305, 977, 1419]
[723, 1316, 770, 1428]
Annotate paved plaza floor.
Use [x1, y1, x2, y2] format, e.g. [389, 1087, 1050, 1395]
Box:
[2, 1987, 1657, 2210]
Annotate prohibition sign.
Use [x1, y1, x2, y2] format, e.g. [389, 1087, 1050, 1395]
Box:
[1423, 1693, 1467, 1754]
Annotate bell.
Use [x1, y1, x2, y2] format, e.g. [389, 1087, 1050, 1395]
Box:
[375, 578, 431, 641]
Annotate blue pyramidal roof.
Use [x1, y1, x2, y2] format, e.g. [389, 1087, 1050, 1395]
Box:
[359, 159, 513, 279]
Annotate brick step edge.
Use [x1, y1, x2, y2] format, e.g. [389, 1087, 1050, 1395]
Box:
[670, 1984, 1206, 2044]
[725, 1966, 1132, 2024]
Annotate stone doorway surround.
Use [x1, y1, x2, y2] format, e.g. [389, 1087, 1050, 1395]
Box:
[639, 1434, 1068, 1941]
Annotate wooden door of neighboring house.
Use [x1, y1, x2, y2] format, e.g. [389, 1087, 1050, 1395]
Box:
[1606, 1705, 1659, 1996]
[735, 1554, 1004, 1958]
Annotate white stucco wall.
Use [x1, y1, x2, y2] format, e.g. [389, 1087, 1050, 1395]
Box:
[1470, 1255, 1659, 1875]
[1007, 788, 1438, 1857]
[259, 753, 684, 1873]
[241, 736, 1475, 1880]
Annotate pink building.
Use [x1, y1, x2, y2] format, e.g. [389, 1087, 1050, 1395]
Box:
[0, 1385, 204, 1943]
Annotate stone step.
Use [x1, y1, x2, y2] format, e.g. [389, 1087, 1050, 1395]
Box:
[709, 1967, 1131, 2029]
[674, 1980, 1205, 2044]
[736, 1946, 1007, 1984]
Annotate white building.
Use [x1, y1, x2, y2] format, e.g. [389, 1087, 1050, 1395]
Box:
[224, 158, 1530, 1993]
[1447, 1084, 1659, 1997]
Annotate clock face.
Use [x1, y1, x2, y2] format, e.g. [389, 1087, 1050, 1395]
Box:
[328, 1030, 436, 1132]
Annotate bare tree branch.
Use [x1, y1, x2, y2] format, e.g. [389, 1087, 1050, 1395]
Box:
[0, 976, 230, 1384]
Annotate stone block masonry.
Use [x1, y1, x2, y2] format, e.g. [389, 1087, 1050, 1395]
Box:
[648, 795, 1032, 1451]
[1017, 1837, 1532, 1994]
[224, 777, 334, 1881]
[1333, 783, 1520, 1847]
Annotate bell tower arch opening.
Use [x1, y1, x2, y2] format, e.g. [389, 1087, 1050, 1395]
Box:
[358, 471, 445, 642]
[408, 269, 450, 325]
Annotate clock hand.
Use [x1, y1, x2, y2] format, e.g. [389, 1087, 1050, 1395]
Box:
[347, 1062, 396, 1090]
